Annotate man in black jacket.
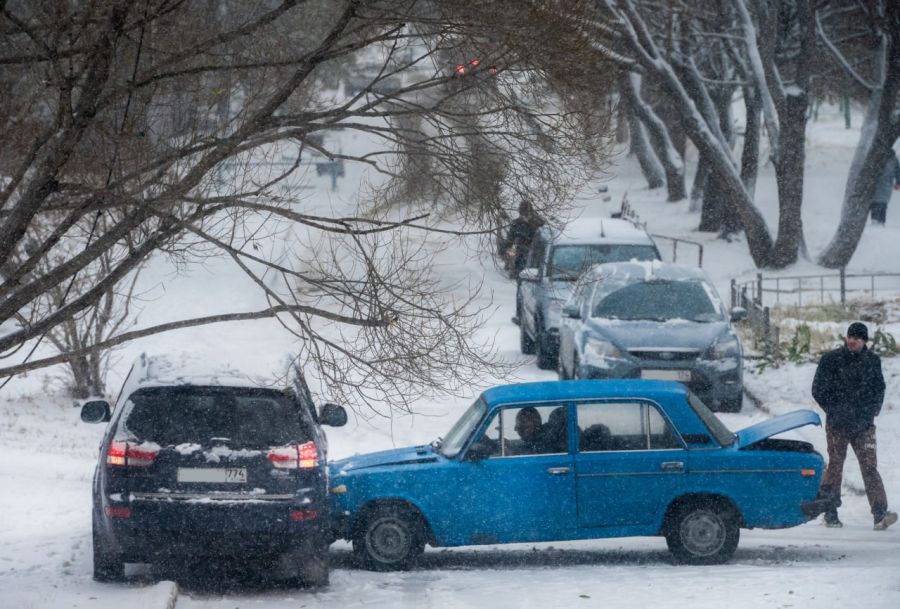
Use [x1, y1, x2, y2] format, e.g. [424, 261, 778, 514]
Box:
[812, 322, 896, 530]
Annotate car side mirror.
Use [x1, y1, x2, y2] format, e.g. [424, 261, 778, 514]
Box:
[518, 267, 539, 283]
[562, 303, 580, 319]
[730, 307, 747, 322]
[80, 400, 111, 423]
[319, 402, 348, 427]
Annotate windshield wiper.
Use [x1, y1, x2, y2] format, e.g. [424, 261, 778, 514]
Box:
[430, 437, 443, 449]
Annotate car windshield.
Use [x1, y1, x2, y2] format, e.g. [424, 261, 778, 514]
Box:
[592, 280, 722, 321]
[437, 398, 487, 458]
[687, 392, 735, 446]
[548, 244, 659, 280]
[122, 386, 312, 448]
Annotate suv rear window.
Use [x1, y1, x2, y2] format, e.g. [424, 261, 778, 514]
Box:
[122, 387, 312, 448]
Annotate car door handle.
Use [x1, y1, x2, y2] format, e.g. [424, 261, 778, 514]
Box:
[661, 461, 684, 472]
[546, 467, 571, 475]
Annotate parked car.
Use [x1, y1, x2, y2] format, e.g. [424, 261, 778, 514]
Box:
[558, 261, 746, 412]
[517, 218, 661, 369]
[329, 379, 824, 571]
[80, 353, 347, 586]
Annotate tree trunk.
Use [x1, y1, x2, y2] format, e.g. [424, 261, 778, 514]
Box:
[818, 26, 900, 267]
[740, 86, 761, 198]
[689, 154, 708, 213]
[626, 103, 665, 189]
[620, 72, 686, 201]
[770, 92, 809, 267]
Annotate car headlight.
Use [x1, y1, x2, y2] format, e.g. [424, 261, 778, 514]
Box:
[583, 335, 622, 361]
[709, 335, 741, 359]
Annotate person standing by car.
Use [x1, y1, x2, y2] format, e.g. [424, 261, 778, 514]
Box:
[870, 149, 900, 224]
[812, 322, 897, 530]
[499, 199, 544, 277]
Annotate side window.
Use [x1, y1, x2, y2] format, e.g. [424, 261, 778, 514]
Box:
[577, 402, 680, 452]
[478, 405, 569, 458]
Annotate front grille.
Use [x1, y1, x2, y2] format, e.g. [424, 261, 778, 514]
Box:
[628, 349, 700, 361]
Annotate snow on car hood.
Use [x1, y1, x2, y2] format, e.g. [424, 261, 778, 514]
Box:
[330, 444, 438, 474]
[734, 410, 821, 449]
[586, 318, 729, 351]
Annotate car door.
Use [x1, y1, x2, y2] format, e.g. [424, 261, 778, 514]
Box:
[574, 400, 686, 530]
[453, 404, 576, 544]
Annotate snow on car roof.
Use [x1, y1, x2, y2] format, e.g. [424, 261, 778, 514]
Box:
[583, 259, 709, 282]
[127, 352, 270, 390]
[541, 217, 656, 245]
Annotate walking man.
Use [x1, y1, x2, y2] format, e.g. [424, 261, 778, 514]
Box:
[870, 149, 900, 224]
[812, 321, 896, 530]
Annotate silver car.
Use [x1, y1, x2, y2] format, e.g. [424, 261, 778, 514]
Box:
[557, 261, 746, 412]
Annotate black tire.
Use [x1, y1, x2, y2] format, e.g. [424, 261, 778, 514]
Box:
[354, 505, 425, 571]
[519, 323, 536, 354]
[92, 519, 125, 583]
[557, 350, 570, 379]
[665, 502, 740, 565]
[297, 552, 329, 588]
[535, 329, 556, 370]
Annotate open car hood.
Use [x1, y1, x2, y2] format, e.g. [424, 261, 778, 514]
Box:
[734, 410, 821, 449]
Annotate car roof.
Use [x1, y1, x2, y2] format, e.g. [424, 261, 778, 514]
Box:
[480, 379, 689, 407]
[582, 259, 709, 282]
[124, 352, 270, 391]
[539, 217, 656, 246]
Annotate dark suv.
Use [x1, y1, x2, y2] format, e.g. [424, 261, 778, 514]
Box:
[80, 354, 347, 586]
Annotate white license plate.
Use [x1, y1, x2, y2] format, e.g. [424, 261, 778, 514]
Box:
[641, 369, 691, 382]
[177, 467, 247, 484]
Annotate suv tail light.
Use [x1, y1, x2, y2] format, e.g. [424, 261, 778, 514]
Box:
[268, 441, 318, 469]
[106, 440, 158, 467]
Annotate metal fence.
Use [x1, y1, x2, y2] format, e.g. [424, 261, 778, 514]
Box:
[731, 270, 900, 355]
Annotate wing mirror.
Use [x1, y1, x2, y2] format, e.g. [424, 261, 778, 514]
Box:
[518, 267, 539, 283]
[319, 402, 348, 427]
[562, 303, 580, 319]
[80, 400, 111, 423]
[730, 306, 747, 322]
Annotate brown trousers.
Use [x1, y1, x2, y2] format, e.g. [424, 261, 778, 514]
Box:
[819, 424, 888, 517]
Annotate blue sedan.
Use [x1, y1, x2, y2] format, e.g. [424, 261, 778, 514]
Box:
[329, 380, 824, 570]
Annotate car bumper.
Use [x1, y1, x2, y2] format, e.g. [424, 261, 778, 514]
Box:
[98, 496, 328, 560]
[579, 359, 742, 406]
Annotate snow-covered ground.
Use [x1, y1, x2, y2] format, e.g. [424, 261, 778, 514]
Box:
[1, 107, 899, 608]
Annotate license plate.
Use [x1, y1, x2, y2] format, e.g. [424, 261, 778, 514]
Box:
[177, 467, 247, 484]
[641, 369, 691, 382]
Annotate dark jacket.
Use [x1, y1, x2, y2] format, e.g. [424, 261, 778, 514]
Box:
[812, 345, 885, 433]
[872, 151, 900, 203]
[500, 215, 543, 273]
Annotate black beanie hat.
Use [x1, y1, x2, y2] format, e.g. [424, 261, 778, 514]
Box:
[847, 322, 869, 341]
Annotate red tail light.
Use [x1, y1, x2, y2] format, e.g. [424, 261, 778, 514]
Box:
[290, 509, 318, 521]
[106, 440, 158, 467]
[268, 442, 318, 469]
[105, 506, 132, 519]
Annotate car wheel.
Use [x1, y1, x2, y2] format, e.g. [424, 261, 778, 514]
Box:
[92, 518, 125, 583]
[535, 329, 556, 370]
[519, 322, 536, 355]
[354, 505, 425, 571]
[665, 502, 740, 565]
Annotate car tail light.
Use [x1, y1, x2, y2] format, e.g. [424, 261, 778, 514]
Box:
[105, 506, 132, 519]
[290, 509, 318, 521]
[106, 440, 158, 467]
[268, 442, 318, 469]
[800, 468, 817, 477]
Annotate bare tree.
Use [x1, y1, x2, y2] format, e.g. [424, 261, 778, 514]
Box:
[0, 1, 613, 409]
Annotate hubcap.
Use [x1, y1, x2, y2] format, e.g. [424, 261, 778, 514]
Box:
[680, 510, 726, 556]
[367, 517, 411, 564]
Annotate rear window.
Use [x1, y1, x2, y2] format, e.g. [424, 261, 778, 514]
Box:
[121, 387, 312, 448]
[547, 244, 659, 280]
